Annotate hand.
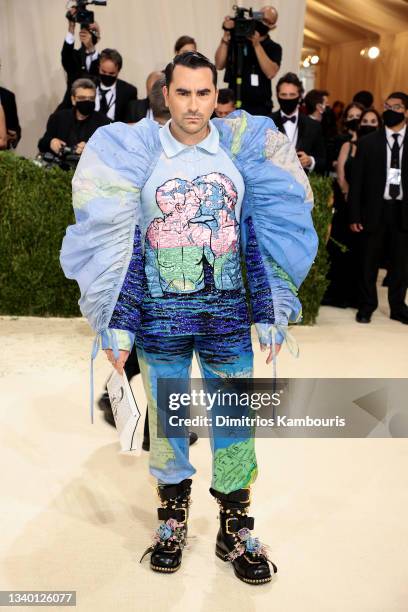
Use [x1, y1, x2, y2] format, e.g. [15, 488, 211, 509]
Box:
[297, 150, 312, 169]
[6, 129, 17, 144]
[350, 223, 364, 233]
[260, 343, 282, 364]
[66, 7, 76, 32]
[223, 15, 235, 30]
[74, 141, 86, 155]
[104, 349, 130, 374]
[90, 22, 100, 39]
[248, 30, 262, 47]
[50, 138, 66, 155]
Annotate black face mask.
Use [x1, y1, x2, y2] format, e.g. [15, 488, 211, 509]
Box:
[358, 125, 377, 138]
[99, 74, 117, 87]
[383, 109, 405, 128]
[75, 100, 95, 116]
[345, 118, 359, 132]
[255, 21, 270, 36]
[278, 97, 300, 116]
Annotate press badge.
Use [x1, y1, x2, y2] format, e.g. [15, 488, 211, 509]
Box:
[251, 73, 259, 87]
[387, 168, 401, 186]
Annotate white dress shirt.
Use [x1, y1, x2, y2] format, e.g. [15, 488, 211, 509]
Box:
[95, 83, 117, 121]
[65, 33, 98, 72]
[384, 124, 406, 200]
[280, 109, 316, 171]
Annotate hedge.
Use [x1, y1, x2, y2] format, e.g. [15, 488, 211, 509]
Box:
[0, 151, 332, 324]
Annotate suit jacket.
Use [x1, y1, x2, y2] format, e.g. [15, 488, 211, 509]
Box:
[61, 41, 100, 85]
[38, 108, 110, 153]
[0, 86, 21, 146]
[113, 79, 138, 122]
[349, 127, 408, 231]
[124, 98, 149, 123]
[271, 111, 326, 174]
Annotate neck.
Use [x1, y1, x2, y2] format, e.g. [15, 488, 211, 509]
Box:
[388, 121, 406, 133]
[169, 120, 210, 146]
[311, 111, 321, 122]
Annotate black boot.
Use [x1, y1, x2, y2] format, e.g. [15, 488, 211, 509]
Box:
[140, 479, 192, 573]
[210, 487, 277, 585]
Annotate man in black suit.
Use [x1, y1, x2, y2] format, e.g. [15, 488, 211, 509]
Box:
[125, 71, 164, 123]
[0, 85, 21, 148]
[349, 91, 408, 325]
[95, 48, 137, 122]
[38, 78, 109, 156]
[271, 73, 326, 174]
[58, 8, 101, 110]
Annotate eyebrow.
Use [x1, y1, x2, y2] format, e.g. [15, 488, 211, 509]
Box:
[175, 88, 211, 94]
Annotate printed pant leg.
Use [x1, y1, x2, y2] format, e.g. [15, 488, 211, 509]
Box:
[194, 328, 257, 494]
[135, 333, 196, 484]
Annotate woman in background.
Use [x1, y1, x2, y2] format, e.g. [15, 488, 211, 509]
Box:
[174, 36, 197, 55]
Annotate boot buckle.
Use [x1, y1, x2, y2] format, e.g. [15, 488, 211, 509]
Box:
[225, 517, 239, 534]
[175, 507, 187, 524]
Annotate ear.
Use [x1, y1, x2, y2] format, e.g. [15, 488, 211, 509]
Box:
[71, 95, 76, 106]
[163, 85, 169, 106]
[214, 88, 219, 109]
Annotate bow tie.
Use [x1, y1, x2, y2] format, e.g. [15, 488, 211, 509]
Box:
[282, 115, 296, 124]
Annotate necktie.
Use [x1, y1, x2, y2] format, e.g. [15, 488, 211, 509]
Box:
[282, 115, 296, 124]
[389, 133, 400, 199]
[99, 89, 109, 115]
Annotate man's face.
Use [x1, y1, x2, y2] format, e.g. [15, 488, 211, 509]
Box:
[278, 83, 300, 99]
[71, 87, 96, 109]
[215, 101, 236, 118]
[384, 97, 408, 122]
[163, 65, 217, 137]
[99, 59, 120, 80]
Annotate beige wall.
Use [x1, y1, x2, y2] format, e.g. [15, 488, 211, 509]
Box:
[317, 31, 408, 107]
[0, 0, 306, 157]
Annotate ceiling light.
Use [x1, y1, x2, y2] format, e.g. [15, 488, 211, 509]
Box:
[310, 55, 320, 65]
[303, 58, 310, 68]
[368, 46, 380, 59]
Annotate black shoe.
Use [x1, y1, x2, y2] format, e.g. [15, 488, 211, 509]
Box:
[142, 431, 198, 452]
[210, 487, 277, 585]
[140, 479, 192, 573]
[390, 310, 408, 325]
[356, 311, 372, 324]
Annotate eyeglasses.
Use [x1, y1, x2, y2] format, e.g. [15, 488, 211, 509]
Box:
[384, 103, 405, 112]
[75, 96, 96, 101]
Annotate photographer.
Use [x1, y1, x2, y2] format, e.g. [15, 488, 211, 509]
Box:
[58, 6, 101, 109]
[38, 78, 109, 157]
[215, 5, 281, 116]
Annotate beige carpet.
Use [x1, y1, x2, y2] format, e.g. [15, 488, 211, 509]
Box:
[1, 280, 407, 612]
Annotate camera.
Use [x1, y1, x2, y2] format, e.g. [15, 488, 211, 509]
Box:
[66, 0, 107, 25]
[230, 5, 264, 41]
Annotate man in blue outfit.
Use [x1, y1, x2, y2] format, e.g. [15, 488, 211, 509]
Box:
[61, 52, 317, 584]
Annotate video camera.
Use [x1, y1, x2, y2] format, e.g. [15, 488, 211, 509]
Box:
[37, 146, 81, 171]
[229, 5, 264, 41]
[66, 0, 107, 25]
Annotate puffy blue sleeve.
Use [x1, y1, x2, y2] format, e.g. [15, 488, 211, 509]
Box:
[215, 111, 318, 346]
[60, 119, 161, 350]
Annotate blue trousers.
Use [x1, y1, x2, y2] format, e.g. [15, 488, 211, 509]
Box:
[135, 329, 257, 494]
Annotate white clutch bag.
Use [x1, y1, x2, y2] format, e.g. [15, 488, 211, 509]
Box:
[106, 370, 145, 455]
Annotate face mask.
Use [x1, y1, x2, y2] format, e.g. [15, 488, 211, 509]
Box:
[383, 109, 405, 128]
[75, 100, 95, 116]
[278, 97, 300, 115]
[255, 21, 270, 36]
[358, 125, 377, 137]
[345, 118, 359, 132]
[99, 74, 117, 87]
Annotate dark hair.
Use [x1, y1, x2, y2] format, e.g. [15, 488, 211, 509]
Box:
[276, 72, 304, 97]
[359, 107, 383, 128]
[174, 35, 197, 54]
[100, 48, 123, 71]
[303, 89, 329, 114]
[217, 88, 236, 105]
[352, 90, 374, 109]
[148, 77, 170, 121]
[341, 101, 364, 132]
[165, 52, 217, 89]
[386, 91, 408, 110]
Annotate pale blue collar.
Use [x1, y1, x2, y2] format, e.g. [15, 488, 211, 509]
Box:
[159, 119, 219, 158]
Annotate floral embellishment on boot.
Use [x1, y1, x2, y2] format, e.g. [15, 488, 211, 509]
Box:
[226, 527, 269, 561]
[153, 518, 186, 546]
